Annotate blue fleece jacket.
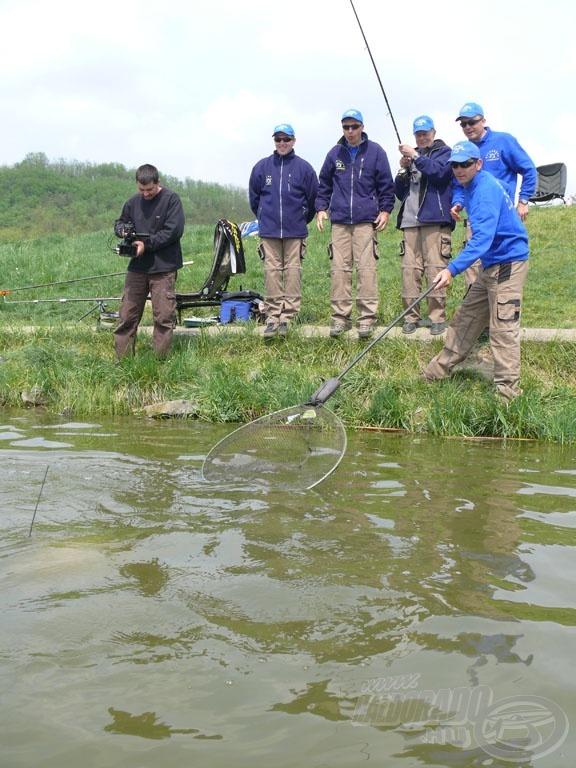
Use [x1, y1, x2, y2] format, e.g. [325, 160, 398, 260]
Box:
[315, 134, 395, 224]
[249, 150, 318, 239]
[394, 140, 454, 230]
[447, 170, 529, 276]
[452, 127, 537, 207]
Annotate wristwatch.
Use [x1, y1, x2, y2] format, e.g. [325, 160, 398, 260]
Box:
[519, 199, 529, 205]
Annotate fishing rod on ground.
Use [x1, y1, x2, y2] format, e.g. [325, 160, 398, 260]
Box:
[0, 261, 194, 297]
[1, 261, 194, 320]
[3, 296, 122, 305]
[1, 295, 123, 323]
[348, 0, 402, 144]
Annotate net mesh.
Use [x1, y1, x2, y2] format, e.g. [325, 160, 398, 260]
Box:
[202, 404, 347, 491]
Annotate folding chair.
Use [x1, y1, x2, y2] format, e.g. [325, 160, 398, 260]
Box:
[529, 163, 567, 205]
[175, 219, 246, 323]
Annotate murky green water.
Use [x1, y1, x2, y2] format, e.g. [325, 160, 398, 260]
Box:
[1, 410, 575, 767]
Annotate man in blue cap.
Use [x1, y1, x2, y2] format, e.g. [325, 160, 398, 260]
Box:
[452, 102, 536, 290]
[316, 109, 395, 338]
[395, 115, 454, 335]
[249, 123, 318, 338]
[421, 141, 529, 401]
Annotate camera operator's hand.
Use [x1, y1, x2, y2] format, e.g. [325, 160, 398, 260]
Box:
[133, 240, 145, 257]
[114, 220, 127, 238]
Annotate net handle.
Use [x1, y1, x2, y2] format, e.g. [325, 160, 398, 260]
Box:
[309, 284, 436, 406]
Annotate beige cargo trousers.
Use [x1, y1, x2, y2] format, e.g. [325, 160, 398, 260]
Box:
[401, 224, 452, 324]
[329, 222, 379, 326]
[258, 238, 305, 324]
[422, 260, 529, 400]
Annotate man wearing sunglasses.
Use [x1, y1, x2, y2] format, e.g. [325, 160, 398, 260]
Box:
[421, 141, 529, 401]
[249, 123, 318, 338]
[452, 102, 536, 290]
[316, 109, 395, 338]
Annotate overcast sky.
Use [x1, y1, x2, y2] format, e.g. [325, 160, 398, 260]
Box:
[1, 0, 573, 198]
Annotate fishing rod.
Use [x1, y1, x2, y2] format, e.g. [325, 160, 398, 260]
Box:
[28, 465, 49, 537]
[2, 295, 122, 323]
[0, 260, 194, 296]
[0, 271, 128, 296]
[3, 296, 122, 305]
[348, 0, 402, 143]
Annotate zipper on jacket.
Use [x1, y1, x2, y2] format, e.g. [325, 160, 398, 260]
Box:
[349, 165, 355, 222]
[279, 158, 284, 238]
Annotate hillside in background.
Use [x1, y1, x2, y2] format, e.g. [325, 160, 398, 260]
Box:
[0, 153, 253, 241]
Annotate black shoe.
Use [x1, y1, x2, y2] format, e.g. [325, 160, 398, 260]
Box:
[278, 322, 289, 336]
[402, 322, 418, 334]
[263, 323, 278, 339]
[430, 322, 448, 336]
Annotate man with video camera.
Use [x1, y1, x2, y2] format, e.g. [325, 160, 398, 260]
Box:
[114, 163, 185, 358]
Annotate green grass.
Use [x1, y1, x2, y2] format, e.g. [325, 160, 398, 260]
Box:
[1, 207, 575, 443]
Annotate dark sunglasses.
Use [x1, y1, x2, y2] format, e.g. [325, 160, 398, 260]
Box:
[450, 159, 477, 169]
[459, 118, 483, 128]
[274, 136, 294, 143]
[342, 123, 362, 131]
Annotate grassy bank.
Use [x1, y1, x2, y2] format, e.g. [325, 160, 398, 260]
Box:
[1, 206, 575, 442]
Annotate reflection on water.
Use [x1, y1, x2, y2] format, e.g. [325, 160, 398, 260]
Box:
[1, 409, 575, 767]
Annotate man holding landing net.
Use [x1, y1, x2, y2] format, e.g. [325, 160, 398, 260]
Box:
[421, 141, 529, 401]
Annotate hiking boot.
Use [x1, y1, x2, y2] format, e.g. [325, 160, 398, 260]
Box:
[263, 323, 278, 339]
[329, 321, 352, 338]
[358, 323, 373, 339]
[278, 321, 289, 336]
[402, 322, 418, 334]
[430, 322, 448, 336]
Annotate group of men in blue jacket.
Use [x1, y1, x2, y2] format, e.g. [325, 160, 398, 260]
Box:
[248, 101, 536, 400]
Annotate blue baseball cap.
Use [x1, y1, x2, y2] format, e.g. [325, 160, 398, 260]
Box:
[456, 102, 484, 120]
[341, 109, 363, 123]
[449, 141, 481, 162]
[413, 115, 434, 132]
[272, 123, 295, 136]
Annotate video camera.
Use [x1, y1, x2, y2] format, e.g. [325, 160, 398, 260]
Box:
[114, 221, 147, 257]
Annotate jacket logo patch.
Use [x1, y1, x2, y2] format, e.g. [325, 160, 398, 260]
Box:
[485, 149, 500, 162]
[265, 175, 272, 186]
[335, 159, 346, 172]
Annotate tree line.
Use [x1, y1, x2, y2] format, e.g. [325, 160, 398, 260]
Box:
[0, 153, 253, 241]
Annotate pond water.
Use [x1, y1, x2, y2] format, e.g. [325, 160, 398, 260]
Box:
[1, 410, 575, 767]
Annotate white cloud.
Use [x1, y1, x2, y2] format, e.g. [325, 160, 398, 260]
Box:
[0, 0, 574, 195]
